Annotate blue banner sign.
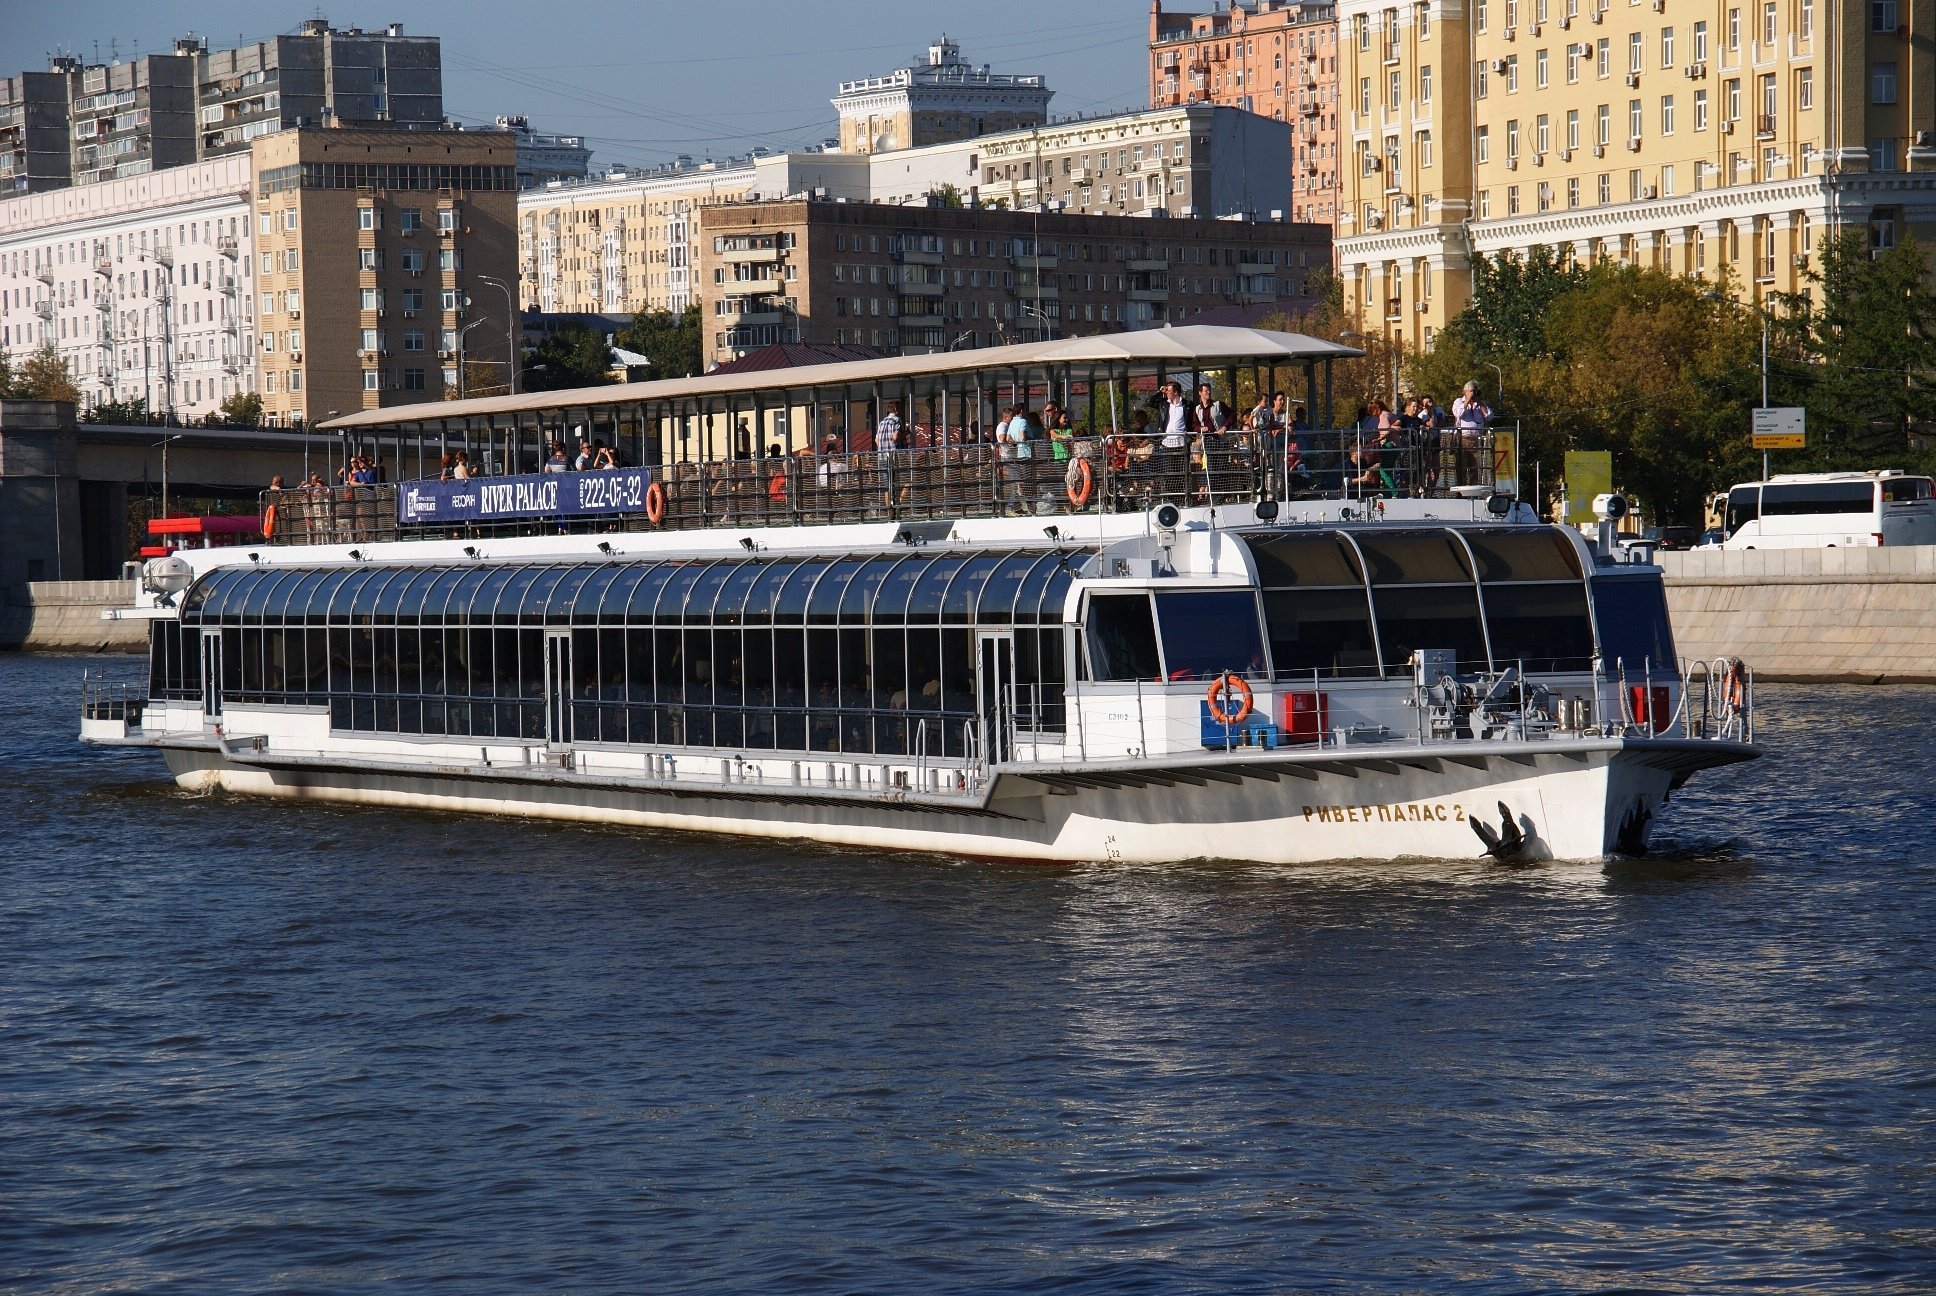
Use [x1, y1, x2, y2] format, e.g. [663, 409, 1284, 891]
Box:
[398, 467, 653, 525]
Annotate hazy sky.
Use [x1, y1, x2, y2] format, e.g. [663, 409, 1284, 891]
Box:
[1, 1, 1153, 171]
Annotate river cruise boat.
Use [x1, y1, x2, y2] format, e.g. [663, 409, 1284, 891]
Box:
[81, 326, 1757, 864]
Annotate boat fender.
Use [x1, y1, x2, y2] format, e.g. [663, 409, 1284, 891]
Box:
[1066, 458, 1095, 509]
[644, 480, 667, 526]
[1207, 673, 1254, 726]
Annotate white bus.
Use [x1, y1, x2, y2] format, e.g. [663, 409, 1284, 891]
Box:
[1722, 470, 1936, 549]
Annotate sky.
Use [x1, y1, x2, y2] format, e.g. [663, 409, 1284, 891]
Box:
[1, 0, 1155, 172]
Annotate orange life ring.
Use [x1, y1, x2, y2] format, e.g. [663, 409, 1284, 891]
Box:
[644, 480, 667, 526]
[1723, 661, 1747, 711]
[261, 503, 277, 538]
[1066, 457, 1095, 509]
[1207, 672, 1254, 726]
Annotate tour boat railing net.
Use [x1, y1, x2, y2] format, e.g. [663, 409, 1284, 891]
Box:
[257, 428, 1502, 547]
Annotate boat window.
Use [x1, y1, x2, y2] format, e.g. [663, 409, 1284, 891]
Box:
[623, 565, 674, 621]
[1481, 583, 1596, 672]
[714, 561, 761, 625]
[945, 554, 1001, 623]
[1372, 584, 1488, 673]
[840, 560, 891, 620]
[1463, 528, 1584, 582]
[1354, 531, 1475, 584]
[1724, 485, 1760, 535]
[312, 569, 357, 623]
[743, 560, 795, 623]
[872, 554, 925, 622]
[979, 555, 1035, 623]
[774, 560, 823, 623]
[423, 568, 468, 623]
[686, 563, 734, 623]
[345, 568, 389, 618]
[540, 567, 594, 620]
[1590, 575, 1677, 674]
[909, 556, 963, 623]
[496, 567, 543, 624]
[1761, 482, 1875, 515]
[1154, 590, 1267, 680]
[1085, 593, 1161, 682]
[572, 567, 623, 622]
[1262, 587, 1381, 679]
[807, 559, 861, 623]
[1012, 553, 1071, 625]
[1248, 532, 1365, 586]
[653, 564, 702, 623]
[258, 568, 305, 621]
[468, 567, 514, 622]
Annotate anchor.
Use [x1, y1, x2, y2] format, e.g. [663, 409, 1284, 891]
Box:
[1470, 800, 1530, 862]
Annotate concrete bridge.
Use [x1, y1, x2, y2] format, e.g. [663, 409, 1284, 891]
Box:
[0, 399, 327, 647]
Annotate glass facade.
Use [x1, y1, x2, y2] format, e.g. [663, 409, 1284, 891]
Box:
[155, 550, 1074, 759]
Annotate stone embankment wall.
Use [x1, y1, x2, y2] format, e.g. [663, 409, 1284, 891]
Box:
[1658, 547, 1936, 684]
[1, 580, 147, 653]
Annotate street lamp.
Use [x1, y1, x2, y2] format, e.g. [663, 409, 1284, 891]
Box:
[477, 275, 519, 396]
[1020, 304, 1055, 340]
[948, 330, 975, 351]
[455, 316, 491, 398]
[152, 432, 186, 520]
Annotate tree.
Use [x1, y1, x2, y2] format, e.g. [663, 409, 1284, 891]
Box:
[926, 183, 965, 209]
[218, 391, 262, 428]
[0, 348, 13, 398]
[1780, 229, 1936, 468]
[13, 345, 81, 404]
[82, 395, 152, 424]
[521, 321, 616, 393]
[614, 304, 703, 381]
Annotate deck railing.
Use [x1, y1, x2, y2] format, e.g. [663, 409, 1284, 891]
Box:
[257, 427, 1502, 547]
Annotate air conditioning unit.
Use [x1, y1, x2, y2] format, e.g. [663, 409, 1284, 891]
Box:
[404, 309, 417, 318]
[1721, 119, 1736, 134]
[1559, 148, 1573, 162]
[1415, 301, 1430, 313]
[1652, 0, 1665, 10]
[411, 269, 423, 277]
[1506, 156, 1518, 170]
[1530, 23, 1542, 36]
[1627, 136, 1642, 151]
[376, 307, 387, 316]
[290, 350, 302, 362]
[1592, 143, 1606, 157]
[1504, 27, 1517, 42]
[1626, 71, 1642, 87]
[1367, 156, 1383, 171]
[1491, 59, 1509, 73]
[1640, 185, 1658, 199]
[439, 350, 454, 360]
[1558, 14, 1571, 28]
[1534, 152, 1546, 166]
[1591, 8, 1604, 21]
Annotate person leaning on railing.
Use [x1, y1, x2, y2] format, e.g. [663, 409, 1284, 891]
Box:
[1451, 381, 1492, 488]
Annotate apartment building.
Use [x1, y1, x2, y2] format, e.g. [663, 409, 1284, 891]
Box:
[522, 103, 1295, 318]
[697, 199, 1332, 367]
[248, 127, 517, 425]
[832, 37, 1053, 155]
[0, 155, 256, 419]
[518, 153, 873, 317]
[1149, 0, 1345, 226]
[1, 19, 445, 192]
[1338, 0, 1936, 351]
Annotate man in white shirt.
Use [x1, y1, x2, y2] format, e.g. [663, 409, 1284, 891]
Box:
[1450, 381, 1492, 489]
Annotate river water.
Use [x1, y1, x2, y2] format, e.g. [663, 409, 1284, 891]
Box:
[3, 653, 1932, 1293]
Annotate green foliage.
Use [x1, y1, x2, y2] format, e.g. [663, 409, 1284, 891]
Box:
[82, 395, 152, 424]
[522, 322, 617, 393]
[1772, 230, 1936, 471]
[0, 348, 13, 398]
[14, 345, 81, 404]
[926, 183, 965, 209]
[218, 391, 263, 427]
[614, 304, 703, 381]
[1444, 246, 1588, 360]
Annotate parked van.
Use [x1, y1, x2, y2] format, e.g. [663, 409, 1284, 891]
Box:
[1722, 470, 1936, 548]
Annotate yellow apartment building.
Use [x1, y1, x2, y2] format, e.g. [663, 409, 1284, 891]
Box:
[1339, 0, 1936, 351]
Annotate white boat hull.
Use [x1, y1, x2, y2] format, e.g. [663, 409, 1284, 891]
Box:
[158, 738, 1735, 865]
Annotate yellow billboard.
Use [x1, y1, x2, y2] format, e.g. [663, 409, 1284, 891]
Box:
[1563, 450, 1613, 526]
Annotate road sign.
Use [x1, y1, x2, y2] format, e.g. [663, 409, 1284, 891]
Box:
[1750, 406, 1806, 449]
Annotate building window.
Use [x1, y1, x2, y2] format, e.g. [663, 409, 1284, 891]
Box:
[361, 288, 381, 311]
[1598, 104, 1611, 144]
[1662, 95, 1675, 134]
[1694, 21, 1709, 61]
[285, 290, 300, 313]
[1873, 63, 1898, 103]
[1567, 46, 1582, 83]
[1629, 99, 1643, 139]
[1762, 2, 1776, 44]
[1695, 88, 1710, 129]
[1477, 125, 1491, 162]
[1536, 49, 1549, 88]
[283, 209, 297, 231]
[441, 289, 460, 310]
[1598, 172, 1611, 203]
[438, 208, 459, 232]
[258, 212, 271, 235]
[1420, 65, 1433, 101]
[1418, 129, 1434, 167]
[1797, 68, 1813, 110]
[401, 250, 424, 273]
[1506, 54, 1519, 92]
[360, 328, 378, 350]
[1507, 184, 1520, 215]
[439, 249, 461, 271]
[1597, 38, 1610, 78]
[282, 249, 298, 271]
[1537, 114, 1550, 153]
[358, 207, 378, 231]
[1567, 176, 1580, 206]
[403, 368, 426, 391]
[1508, 120, 1521, 160]
[363, 370, 380, 391]
[1475, 61, 1489, 98]
[403, 289, 423, 311]
[404, 331, 424, 351]
[1728, 7, 1741, 48]
[1870, 138, 1899, 171]
[1662, 26, 1675, 66]
[400, 208, 422, 232]
[1629, 32, 1643, 73]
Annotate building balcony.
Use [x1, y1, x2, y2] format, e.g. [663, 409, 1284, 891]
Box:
[896, 248, 942, 265]
[1128, 286, 1170, 302]
[1009, 252, 1057, 270]
[898, 279, 944, 296]
[1238, 260, 1275, 276]
[726, 307, 783, 326]
[727, 274, 782, 295]
[1126, 258, 1168, 272]
[721, 246, 782, 264]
